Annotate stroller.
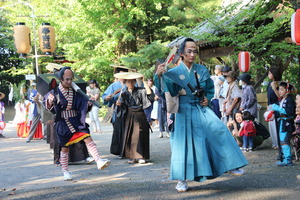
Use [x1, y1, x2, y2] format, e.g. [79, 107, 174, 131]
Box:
[291, 120, 300, 161]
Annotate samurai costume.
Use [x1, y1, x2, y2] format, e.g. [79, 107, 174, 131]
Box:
[45, 83, 91, 147]
[102, 81, 126, 155]
[154, 62, 248, 182]
[120, 87, 154, 160]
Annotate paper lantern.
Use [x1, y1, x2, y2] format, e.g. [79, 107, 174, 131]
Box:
[264, 111, 275, 122]
[238, 51, 250, 72]
[291, 9, 300, 45]
[0, 121, 6, 130]
[38, 23, 56, 55]
[13, 22, 31, 57]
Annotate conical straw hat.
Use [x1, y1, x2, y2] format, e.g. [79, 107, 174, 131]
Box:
[114, 72, 143, 79]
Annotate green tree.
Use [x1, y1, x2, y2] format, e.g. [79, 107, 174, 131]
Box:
[185, 0, 300, 87]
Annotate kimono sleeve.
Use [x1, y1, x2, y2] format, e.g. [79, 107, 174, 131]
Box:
[205, 78, 214, 102]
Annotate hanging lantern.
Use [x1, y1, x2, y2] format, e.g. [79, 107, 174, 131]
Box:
[13, 22, 31, 57]
[0, 121, 6, 130]
[238, 51, 250, 72]
[291, 9, 300, 45]
[38, 23, 56, 55]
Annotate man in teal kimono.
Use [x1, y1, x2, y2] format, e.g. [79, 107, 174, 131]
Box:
[155, 38, 248, 192]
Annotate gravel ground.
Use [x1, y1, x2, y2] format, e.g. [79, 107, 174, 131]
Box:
[0, 106, 299, 199]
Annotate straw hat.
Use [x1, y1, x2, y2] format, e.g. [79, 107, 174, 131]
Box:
[46, 63, 64, 72]
[0, 92, 5, 100]
[114, 72, 143, 80]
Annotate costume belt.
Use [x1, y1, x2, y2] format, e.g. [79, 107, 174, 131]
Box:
[61, 110, 77, 133]
[179, 96, 200, 105]
[278, 115, 294, 120]
[61, 110, 77, 119]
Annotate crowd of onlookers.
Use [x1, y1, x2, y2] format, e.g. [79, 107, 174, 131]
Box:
[210, 65, 300, 166]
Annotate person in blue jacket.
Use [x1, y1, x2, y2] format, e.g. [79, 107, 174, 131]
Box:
[154, 38, 248, 192]
[271, 81, 296, 166]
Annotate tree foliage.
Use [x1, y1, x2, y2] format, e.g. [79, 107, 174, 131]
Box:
[1, 0, 299, 93]
[189, 0, 300, 88]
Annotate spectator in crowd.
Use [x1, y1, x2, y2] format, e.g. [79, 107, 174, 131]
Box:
[227, 111, 268, 149]
[223, 71, 242, 120]
[210, 65, 223, 118]
[271, 81, 296, 166]
[267, 67, 281, 149]
[86, 79, 102, 134]
[238, 111, 256, 152]
[218, 75, 226, 123]
[292, 92, 300, 160]
[238, 73, 258, 118]
[0, 92, 5, 138]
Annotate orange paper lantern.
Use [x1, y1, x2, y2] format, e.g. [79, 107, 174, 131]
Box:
[238, 51, 250, 72]
[13, 22, 31, 57]
[38, 23, 56, 55]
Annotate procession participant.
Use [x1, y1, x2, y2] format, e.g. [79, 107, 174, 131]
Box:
[26, 88, 43, 143]
[45, 66, 110, 181]
[144, 79, 154, 124]
[14, 95, 31, 138]
[102, 67, 129, 156]
[115, 72, 154, 164]
[155, 38, 247, 192]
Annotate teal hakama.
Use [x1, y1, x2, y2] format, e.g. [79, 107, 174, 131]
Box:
[155, 62, 248, 182]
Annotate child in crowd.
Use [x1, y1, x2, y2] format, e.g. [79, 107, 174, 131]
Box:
[239, 111, 256, 152]
[271, 82, 296, 166]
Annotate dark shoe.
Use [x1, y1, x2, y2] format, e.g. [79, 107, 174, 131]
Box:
[0, 134, 5, 138]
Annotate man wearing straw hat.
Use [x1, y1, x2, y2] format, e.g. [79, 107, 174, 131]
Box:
[114, 72, 154, 164]
[102, 66, 129, 156]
